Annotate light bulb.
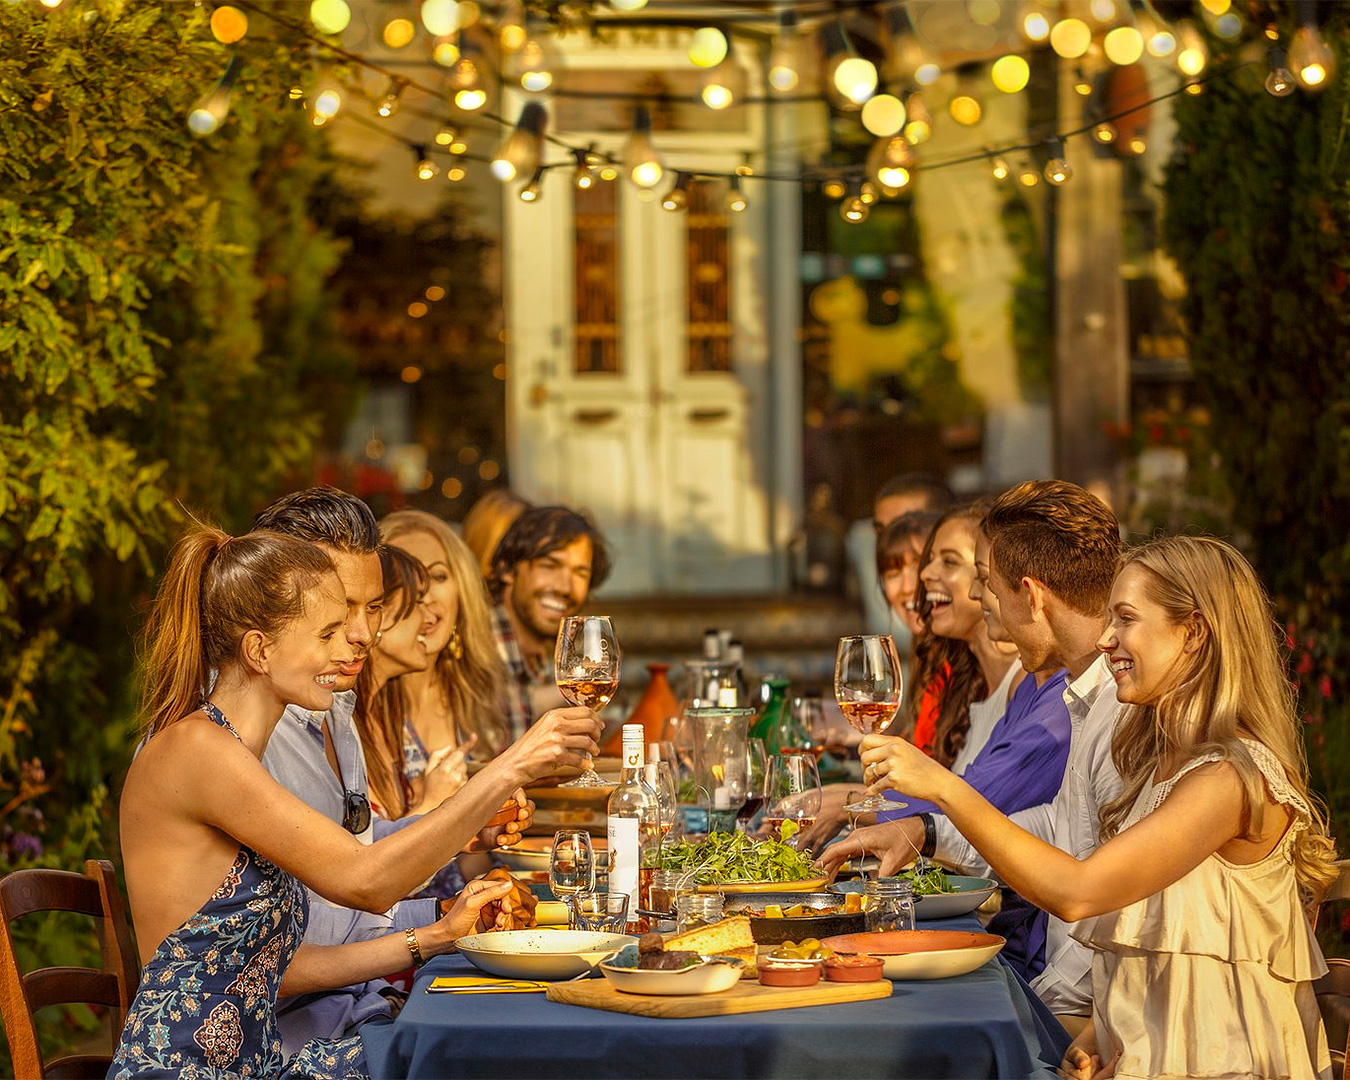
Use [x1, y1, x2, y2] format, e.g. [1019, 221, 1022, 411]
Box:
[1093, 122, 1117, 144]
[992, 55, 1030, 94]
[1050, 18, 1091, 59]
[609, 0, 649, 9]
[624, 106, 664, 188]
[435, 125, 456, 146]
[310, 0, 351, 35]
[725, 177, 748, 213]
[1073, 67, 1093, 96]
[188, 57, 240, 137]
[769, 10, 800, 94]
[1139, 11, 1176, 58]
[490, 102, 547, 183]
[383, 16, 416, 48]
[598, 165, 619, 182]
[866, 135, 914, 188]
[1175, 21, 1208, 77]
[518, 166, 544, 202]
[1018, 167, 1040, 187]
[833, 56, 878, 106]
[1290, 26, 1335, 90]
[414, 147, 439, 180]
[822, 178, 846, 200]
[515, 37, 556, 93]
[1104, 26, 1144, 66]
[421, 0, 459, 36]
[446, 165, 466, 182]
[1044, 140, 1072, 185]
[878, 166, 910, 190]
[455, 88, 487, 111]
[862, 94, 905, 137]
[859, 181, 878, 205]
[451, 53, 486, 110]
[991, 156, 1010, 181]
[904, 93, 932, 145]
[840, 195, 869, 223]
[375, 79, 407, 118]
[498, 0, 525, 52]
[701, 61, 735, 109]
[1126, 135, 1147, 155]
[689, 26, 728, 68]
[1019, 3, 1051, 42]
[311, 80, 343, 123]
[661, 172, 691, 211]
[1265, 47, 1296, 97]
[574, 148, 595, 189]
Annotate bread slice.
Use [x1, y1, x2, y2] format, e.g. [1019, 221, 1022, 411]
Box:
[662, 916, 758, 977]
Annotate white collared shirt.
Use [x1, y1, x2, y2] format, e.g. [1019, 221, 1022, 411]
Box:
[934, 653, 1123, 1015]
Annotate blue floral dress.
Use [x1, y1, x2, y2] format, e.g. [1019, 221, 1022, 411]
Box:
[109, 704, 368, 1080]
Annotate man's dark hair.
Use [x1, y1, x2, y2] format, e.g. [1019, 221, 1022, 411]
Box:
[874, 472, 955, 512]
[252, 487, 380, 555]
[487, 505, 612, 599]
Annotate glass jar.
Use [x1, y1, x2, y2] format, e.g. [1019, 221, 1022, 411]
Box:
[674, 892, 724, 934]
[864, 878, 915, 933]
[648, 869, 684, 917]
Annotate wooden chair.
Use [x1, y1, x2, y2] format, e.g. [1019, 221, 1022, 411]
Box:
[1314, 861, 1350, 1080]
[0, 859, 139, 1079]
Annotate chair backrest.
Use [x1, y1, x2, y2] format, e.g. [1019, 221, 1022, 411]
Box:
[1315, 958, 1350, 1080]
[0, 859, 139, 1079]
[1315, 860, 1350, 932]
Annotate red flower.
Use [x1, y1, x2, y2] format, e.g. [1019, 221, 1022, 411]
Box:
[1320, 674, 1333, 699]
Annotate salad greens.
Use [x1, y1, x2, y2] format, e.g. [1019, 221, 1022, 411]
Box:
[656, 829, 819, 884]
[899, 864, 955, 895]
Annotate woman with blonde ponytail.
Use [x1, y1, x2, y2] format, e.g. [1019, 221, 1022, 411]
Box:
[857, 535, 1335, 1080]
[112, 526, 602, 1078]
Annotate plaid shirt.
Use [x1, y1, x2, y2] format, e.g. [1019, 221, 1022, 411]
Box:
[491, 603, 551, 743]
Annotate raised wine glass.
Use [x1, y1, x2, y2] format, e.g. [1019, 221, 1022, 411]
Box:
[549, 829, 595, 926]
[555, 615, 620, 789]
[834, 634, 906, 814]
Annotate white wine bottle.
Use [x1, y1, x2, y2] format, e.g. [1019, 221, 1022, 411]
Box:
[606, 723, 661, 931]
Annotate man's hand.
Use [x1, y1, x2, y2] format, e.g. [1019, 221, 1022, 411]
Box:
[797, 785, 872, 854]
[441, 868, 539, 933]
[814, 817, 926, 879]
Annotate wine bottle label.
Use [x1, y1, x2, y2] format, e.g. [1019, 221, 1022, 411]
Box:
[608, 816, 640, 902]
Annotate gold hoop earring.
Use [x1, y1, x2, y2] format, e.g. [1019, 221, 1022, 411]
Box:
[447, 625, 464, 660]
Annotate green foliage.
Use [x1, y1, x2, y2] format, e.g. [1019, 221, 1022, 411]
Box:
[1162, 14, 1350, 947]
[0, 1, 350, 1067]
[999, 188, 1053, 400]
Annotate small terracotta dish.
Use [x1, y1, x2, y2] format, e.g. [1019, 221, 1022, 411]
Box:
[758, 958, 823, 988]
[824, 954, 884, 982]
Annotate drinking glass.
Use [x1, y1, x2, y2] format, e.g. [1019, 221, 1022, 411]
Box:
[571, 889, 630, 933]
[643, 753, 679, 841]
[834, 635, 906, 814]
[549, 830, 595, 920]
[763, 750, 822, 851]
[736, 738, 769, 832]
[555, 615, 621, 788]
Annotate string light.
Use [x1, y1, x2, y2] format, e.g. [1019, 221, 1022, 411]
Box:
[309, 0, 351, 35]
[1018, 163, 1040, 187]
[310, 78, 343, 126]
[991, 55, 1030, 94]
[768, 10, 800, 94]
[518, 165, 545, 202]
[514, 34, 557, 93]
[1175, 21, 1209, 77]
[839, 182, 869, 224]
[867, 135, 914, 189]
[991, 156, 1010, 181]
[421, 0, 459, 37]
[861, 94, 905, 137]
[701, 60, 736, 110]
[383, 16, 416, 49]
[823, 22, 877, 108]
[447, 165, 467, 182]
[903, 93, 931, 145]
[490, 101, 547, 182]
[1043, 138, 1072, 185]
[1265, 47, 1296, 97]
[949, 95, 982, 126]
[375, 78, 408, 118]
[497, 0, 526, 52]
[1018, 2, 1052, 43]
[1138, 9, 1177, 57]
[598, 164, 619, 182]
[688, 26, 728, 68]
[1049, 18, 1092, 59]
[624, 105, 664, 188]
[1073, 67, 1093, 96]
[188, 56, 241, 137]
[1289, 25, 1335, 90]
[822, 178, 847, 200]
[573, 147, 596, 190]
[1093, 122, 1117, 144]
[858, 180, 879, 206]
[413, 145, 439, 180]
[661, 172, 692, 211]
[452, 42, 486, 111]
[210, 6, 248, 44]
[725, 175, 748, 213]
[1103, 25, 1144, 66]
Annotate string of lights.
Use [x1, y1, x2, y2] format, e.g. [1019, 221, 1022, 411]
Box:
[190, 0, 1329, 217]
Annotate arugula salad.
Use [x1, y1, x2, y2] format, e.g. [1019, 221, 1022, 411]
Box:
[656, 825, 819, 884]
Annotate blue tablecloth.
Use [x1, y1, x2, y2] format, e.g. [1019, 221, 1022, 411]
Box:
[360, 917, 1069, 1079]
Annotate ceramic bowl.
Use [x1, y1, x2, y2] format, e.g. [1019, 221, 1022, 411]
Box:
[723, 891, 866, 944]
[820, 929, 1005, 980]
[599, 943, 744, 996]
[828, 876, 999, 920]
[455, 929, 636, 981]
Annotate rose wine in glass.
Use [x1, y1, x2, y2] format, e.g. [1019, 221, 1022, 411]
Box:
[763, 750, 822, 851]
[834, 635, 906, 814]
[556, 616, 621, 789]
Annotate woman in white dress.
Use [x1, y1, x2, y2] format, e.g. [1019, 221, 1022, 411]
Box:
[857, 535, 1338, 1079]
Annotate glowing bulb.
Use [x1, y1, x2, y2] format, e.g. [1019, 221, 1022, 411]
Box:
[1073, 68, 1094, 96]
[310, 0, 351, 35]
[949, 96, 982, 126]
[383, 17, 416, 48]
[1043, 141, 1071, 185]
[661, 173, 691, 211]
[1093, 122, 1117, 143]
[451, 54, 485, 110]
[490, 102, 547, 182]
[1050, 19, 1091, 59]
[447, 165, 466, 182]
[725, 177, 748, 213]
[834, 56, 878, 106]
[375, 80, 407, 118]
[1089, 0, 1116, 22]
[610, 0, 649, 9]
[188, 57, 240, 137]
[518, 167, 544, 202]
[1018, 166, 1040, 187]
[1175, 22, 1208, 76]
[455, 88, 486, 110]
[1020, 4, 1051, 42]
[1103, 26, 1144, 66]
[877, 165, 910, 189]
[416, 157, 439, 181]
[840, 196, 868, 223]
[1290, 26, 1335, 90]
[1265, 48, 1296, 97]
[915, 63, 941, 86]
[433, 39, 460, 66]
[991, 156, 1010, 181]
[312, 85, 343, 121]
[421, 0, 460, 36]
[211, 6, 248, 44]
[702, 62, 736, 109]
[574, 149, 595, 189]
[1126, 135, 1147, 155]
[598, 165, 618, 181]
[435, 125, 456, 146]
[624, 106, 664, 188]
[769, 35, 799, 93]
[498, 0, 526, 51]
[1141, 12, 1176, 58]
[689, 27, 728, 68]
[822, 179, 846, 199]
[515, 37, 556, 93]
[862, 94, 906, 137]
[992, 55, 1030, 94]
[859, 181, 878, 205]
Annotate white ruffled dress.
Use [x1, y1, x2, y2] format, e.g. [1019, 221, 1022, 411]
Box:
[1072, 739, 1331, 1080]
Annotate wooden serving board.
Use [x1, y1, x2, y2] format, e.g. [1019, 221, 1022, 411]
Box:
[544, 977, 891, 1018]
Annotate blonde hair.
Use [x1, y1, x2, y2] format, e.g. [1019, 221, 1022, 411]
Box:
[462, 488, 529, 578]
[380, 509, 509, 756]
[1099, 535, 1338, 897]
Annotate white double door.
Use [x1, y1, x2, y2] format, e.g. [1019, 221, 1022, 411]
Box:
[503, 153, 776, 596]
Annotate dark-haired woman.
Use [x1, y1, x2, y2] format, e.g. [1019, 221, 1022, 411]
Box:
[110, 528, 602, 1078]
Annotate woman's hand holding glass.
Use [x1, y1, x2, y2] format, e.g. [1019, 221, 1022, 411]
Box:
[858, 733, 953, 806]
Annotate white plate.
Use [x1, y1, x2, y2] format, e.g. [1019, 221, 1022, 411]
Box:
[455, 929, 637, 981]
[599, 944, 744, 996]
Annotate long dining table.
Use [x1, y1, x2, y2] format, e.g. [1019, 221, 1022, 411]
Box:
[358, 915, 1071, 1078]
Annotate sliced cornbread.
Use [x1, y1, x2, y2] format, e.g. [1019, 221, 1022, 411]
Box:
[662, 916, 758, 977]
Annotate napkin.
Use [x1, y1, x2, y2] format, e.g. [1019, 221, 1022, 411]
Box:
[427, 976, 550, 994]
